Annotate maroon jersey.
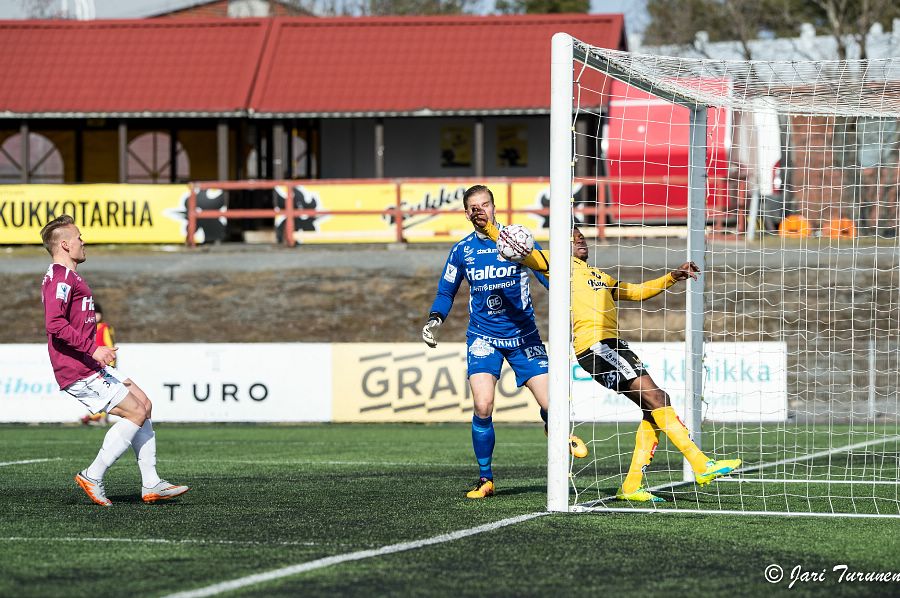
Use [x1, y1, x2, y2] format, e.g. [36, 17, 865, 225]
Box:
[41, 264, 101, 388]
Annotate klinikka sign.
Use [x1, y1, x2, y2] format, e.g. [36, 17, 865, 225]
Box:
[571, 342, 788, 422]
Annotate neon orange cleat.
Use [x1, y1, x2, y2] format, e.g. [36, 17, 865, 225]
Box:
[466, 477, 495, 499]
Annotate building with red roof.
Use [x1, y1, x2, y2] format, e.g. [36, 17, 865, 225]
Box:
[0, 14, 625, 184]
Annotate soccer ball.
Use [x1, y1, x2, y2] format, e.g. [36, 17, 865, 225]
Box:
[496, 224, 534, 262]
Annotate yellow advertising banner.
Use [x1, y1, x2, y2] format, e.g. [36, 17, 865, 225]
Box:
[0, 180, 561, 246]
[292, 181, 512, 244]
[291, 183, 397, 244]
[0, 184, 189, 244]
[331, 343, 540, 423]
[400, 182, 509, 243]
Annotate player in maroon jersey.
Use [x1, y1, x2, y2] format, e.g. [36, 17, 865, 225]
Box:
[40, 215, 188, 506]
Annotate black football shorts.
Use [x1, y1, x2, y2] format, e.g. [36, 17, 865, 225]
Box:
[576, 338, 647, 393]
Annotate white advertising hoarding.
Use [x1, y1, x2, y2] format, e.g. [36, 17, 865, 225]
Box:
[571, 342, 788, 422]
[0, 344, 332, 423]
[0, 344, 84, 422]
[1, 342, 785, 423]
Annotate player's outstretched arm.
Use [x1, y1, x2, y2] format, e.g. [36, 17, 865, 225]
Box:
[472, 216, 549, 273]
[616, 261, 700, 301]
[425, 244, 465, 348]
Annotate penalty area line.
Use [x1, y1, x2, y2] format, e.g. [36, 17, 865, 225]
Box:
[0, 458, 61, 467]
[162, 512, 547, 598]
[1, 537, 320, 547]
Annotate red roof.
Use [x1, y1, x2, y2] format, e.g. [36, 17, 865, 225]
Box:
[0, 19, 271, 117]
[252, 14, 624, 116]
[0, 15, 624, 118]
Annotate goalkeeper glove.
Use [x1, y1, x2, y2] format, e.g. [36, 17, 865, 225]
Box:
[422, 314, 443, 348]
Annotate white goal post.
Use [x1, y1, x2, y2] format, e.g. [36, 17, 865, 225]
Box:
[547, 33, 900, 517]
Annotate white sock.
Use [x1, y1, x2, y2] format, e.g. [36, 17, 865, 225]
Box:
[132, 419, 161, 488]
[85, 419, 141, 481]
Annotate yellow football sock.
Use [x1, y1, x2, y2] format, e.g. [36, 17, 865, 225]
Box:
[621, 419, 659, 494]
[651, 406, 710, 473]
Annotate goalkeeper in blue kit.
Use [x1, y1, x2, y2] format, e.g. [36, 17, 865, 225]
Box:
[423, 185, 587, 499]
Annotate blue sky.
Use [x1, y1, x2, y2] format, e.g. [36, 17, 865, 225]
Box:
[0, 0, 650, 32]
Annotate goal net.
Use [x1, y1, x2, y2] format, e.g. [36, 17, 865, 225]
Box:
[546, 34, 900, 517]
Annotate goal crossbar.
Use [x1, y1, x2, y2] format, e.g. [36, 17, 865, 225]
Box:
[574, 44, 900, 118]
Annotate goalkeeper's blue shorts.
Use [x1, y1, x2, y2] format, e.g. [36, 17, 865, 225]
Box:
[466, 331, 548, 387]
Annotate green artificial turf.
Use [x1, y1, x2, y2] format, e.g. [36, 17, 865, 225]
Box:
[0, 424, 897, 597]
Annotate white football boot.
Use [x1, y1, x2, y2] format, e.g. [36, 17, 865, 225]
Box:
[142, 480, 190, 503]
[75, 470, 112, 507]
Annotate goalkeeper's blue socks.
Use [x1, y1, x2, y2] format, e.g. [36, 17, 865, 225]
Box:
[540, 408, 549, 433]
[471, 415, 495, 480]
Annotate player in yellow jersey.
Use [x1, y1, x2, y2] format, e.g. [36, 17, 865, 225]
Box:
[472, 215, 741, 502]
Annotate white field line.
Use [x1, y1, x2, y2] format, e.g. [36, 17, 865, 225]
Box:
[719, 477, 900, 485]
[169, 441, 545, 447]
[0, 458, 61, 467]
[163, 512, 547, 598]
[0, 457, 541, 472]
[733, 434, 900, 476]
[12, 457, 541, 471]
[0, 457, 536, 470]
[212, 460, 544, 471]
[1, 537, 319, 547]
[209, 460, 544, 471]
[577, 434, 900, 510]
[570, 507, 900, 519]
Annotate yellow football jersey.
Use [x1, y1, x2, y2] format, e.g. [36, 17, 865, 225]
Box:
[485, 221, 674, 354]
[568, 256, 675, 354]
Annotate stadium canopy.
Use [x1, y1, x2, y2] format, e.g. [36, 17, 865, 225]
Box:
[0, 14, 625, 119]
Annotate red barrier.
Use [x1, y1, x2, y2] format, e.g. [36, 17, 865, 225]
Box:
[185, 176, 726, 247]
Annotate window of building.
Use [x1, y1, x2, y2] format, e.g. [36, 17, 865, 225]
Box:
[0, 132, 64, 183]
[127, 132, 190, 183]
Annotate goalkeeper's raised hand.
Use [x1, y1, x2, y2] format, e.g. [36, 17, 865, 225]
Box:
[422, 314, 443, 348]
[469, 206, 489, 233]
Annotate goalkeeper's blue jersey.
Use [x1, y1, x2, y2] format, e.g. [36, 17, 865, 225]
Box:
[429, 230, 547, 347]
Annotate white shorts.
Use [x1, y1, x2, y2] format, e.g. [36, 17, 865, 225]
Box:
[63, 366, 130, 415]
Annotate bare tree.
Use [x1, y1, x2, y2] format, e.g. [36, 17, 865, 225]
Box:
[808, 0, 900, 59]
[495, 0, 590, 14]
[645, 0, 899, 60]
[284, 0, 482, 15]
[19, 0, 62, 18]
